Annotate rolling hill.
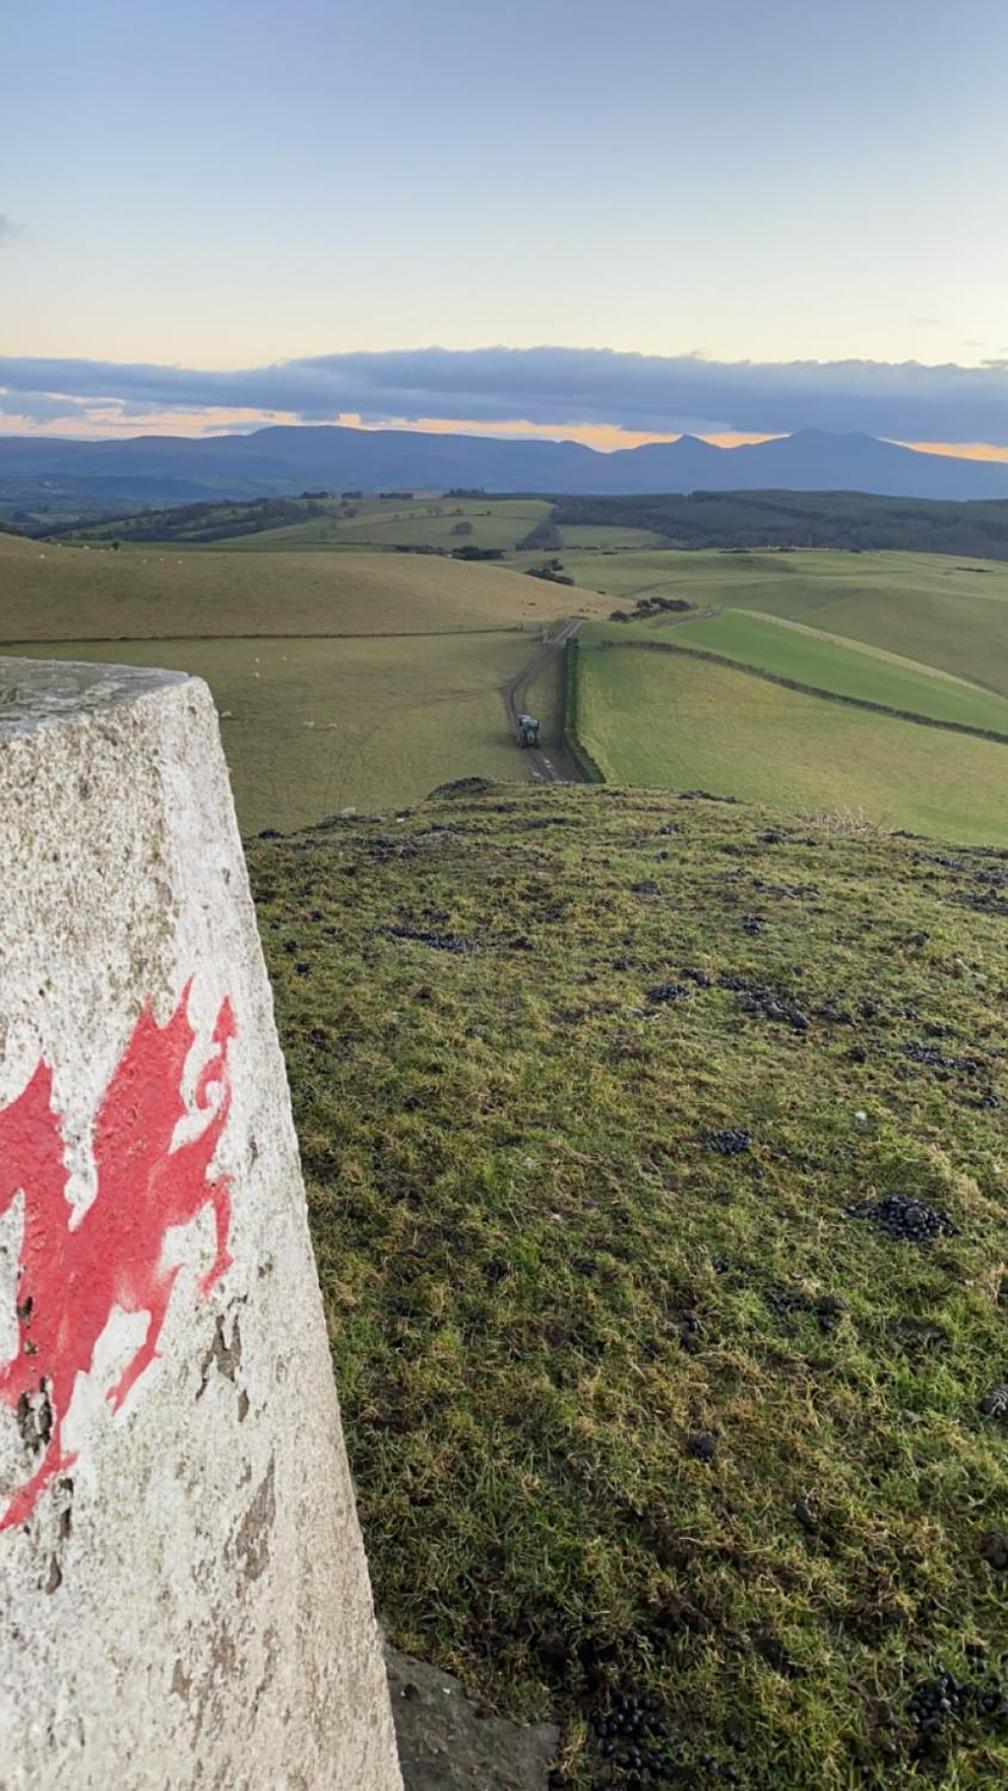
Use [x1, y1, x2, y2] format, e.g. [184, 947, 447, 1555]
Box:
[0, 530, 607, 640]
[0, 530, 600, 831]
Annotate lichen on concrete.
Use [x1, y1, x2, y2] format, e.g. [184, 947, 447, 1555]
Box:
[0, 656, 401, 1789]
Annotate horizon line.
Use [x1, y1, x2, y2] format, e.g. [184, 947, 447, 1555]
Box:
[3, 417, 1008, 464]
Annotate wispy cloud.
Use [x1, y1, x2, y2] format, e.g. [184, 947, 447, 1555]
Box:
[3, 346, 1008, 444]
[0, 214, 24, 245]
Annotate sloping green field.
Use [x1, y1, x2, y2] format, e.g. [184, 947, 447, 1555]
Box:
[559, 524, 670, 550]
[210, 496, 555, 553]
[7, 525, 1008, 844]
[0, 530, 606, 639]
[564, 550, 1008, 701]
[0, 530, 609, 828]
[727, 554, 1008, 699]
[585, 612, 1008, 738]
[575, 643, 1008, 844]
[3, 633, 537, 832]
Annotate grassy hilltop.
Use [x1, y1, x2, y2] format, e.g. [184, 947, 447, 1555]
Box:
[253, 782, 1008, 1788]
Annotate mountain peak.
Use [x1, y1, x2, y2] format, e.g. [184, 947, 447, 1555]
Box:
[1, 422, 1006, 503]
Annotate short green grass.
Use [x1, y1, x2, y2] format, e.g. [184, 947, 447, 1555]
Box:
[0, 531, 606, 640]
[584, 612, 1008, 738]
[2, 633, 540, 832]
[10, 527, 1008, 848]
[208, 496, 555, 554]
[562, 549, 1008, 699]
[251, 784, 1008, 1788]
[575, 643, 1008, 845]
[722, 554, 1008, 701]
[559, 524, 671, 551]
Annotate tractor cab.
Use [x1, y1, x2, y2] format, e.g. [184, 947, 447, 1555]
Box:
[516, 714, 541, 748]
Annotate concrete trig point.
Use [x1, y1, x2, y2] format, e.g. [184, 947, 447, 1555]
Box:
[0, 660, 402, 1789]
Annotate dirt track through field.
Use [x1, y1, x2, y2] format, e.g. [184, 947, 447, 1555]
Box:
[501, 617, 582, 783]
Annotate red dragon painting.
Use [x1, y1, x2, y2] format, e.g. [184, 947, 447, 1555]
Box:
[0, 984, 236, 1530]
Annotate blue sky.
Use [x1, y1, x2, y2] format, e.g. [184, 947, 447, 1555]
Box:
[3, 0, 1008, 445]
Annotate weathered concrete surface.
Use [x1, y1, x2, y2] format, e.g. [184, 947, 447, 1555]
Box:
[386, 1644, 559, 1791]
[0, 659, 402, 1789]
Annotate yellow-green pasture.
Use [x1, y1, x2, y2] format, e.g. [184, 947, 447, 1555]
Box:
[575, 640, 1008, 845]
[0, 531, 607, 640]
[4, 633, 537, 833]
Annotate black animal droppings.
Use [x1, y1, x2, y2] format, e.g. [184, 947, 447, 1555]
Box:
[765, 1285, 811, 1319]
[981, 1531, 1008, 1570]
[720, 975, 808, 1032]
[590, 1691, 675, 1780]
[903, 1039, 981, 1075]
[386, 925, 475, 953]
[907, 1668, 1008, 1748]
[845, 1194, 960, 1243]
[646, 981, 686, 1005]
[704, 1128, 752, 1155]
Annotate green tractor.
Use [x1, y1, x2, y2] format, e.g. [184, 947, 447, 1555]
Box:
[516, 713, 541, 749]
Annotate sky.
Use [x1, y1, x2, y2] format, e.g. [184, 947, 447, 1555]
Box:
[2, 0, 1008, 451]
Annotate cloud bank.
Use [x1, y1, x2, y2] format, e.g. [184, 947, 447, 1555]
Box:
[3, 345, 1008, 443]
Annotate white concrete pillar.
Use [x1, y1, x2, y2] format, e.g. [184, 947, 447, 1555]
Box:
[0, 659, 402, 1790]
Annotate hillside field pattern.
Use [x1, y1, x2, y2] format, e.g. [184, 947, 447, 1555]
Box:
[4, 520, 1008, 841]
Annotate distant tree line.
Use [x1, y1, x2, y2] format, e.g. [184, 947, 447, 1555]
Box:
[549, 490, 1008, 560]
[39, 495, 333, 546]
[27, 485, 1008, 564]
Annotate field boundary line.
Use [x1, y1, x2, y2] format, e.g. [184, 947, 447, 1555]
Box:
[731, 607, 998, 693]
[563, 636, 606, 783]
[0, 624, 532, 647]
[593, 637, 1008, 749]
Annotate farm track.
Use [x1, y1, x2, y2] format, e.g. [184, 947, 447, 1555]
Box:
[501, 617, 582, 784]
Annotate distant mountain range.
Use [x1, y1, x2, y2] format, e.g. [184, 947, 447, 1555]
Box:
[2, 424, 1008, 509]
